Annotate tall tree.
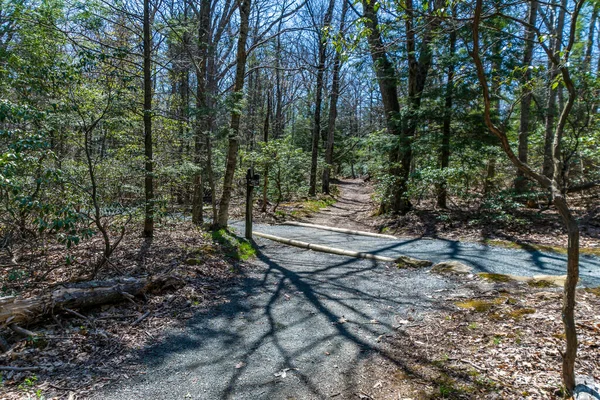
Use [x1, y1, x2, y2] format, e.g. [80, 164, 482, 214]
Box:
[322, 0, 348, 194]
[308, 0, 335, 196]
[436, 13, 456, 209]
[360, 0, 402, 212]
[216, 0, 252, 228]
[191, 0, 211, 225]
[515, 0, 539, 193]
[542, 0, 567, 179]
[142, 0, 154, 238]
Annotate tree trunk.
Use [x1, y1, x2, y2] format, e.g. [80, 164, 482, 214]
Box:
[261, 93, 271, 212]
[362, 0, 440, 213]
[553, 194, 579, 392]
[436, 23, 456, 209]
[142, 0, 154, 238]
[361, 0, 402, 212]
[322, 0, 348, 194]
[216, 0, 252, 228]
[584, 6, 598, 69]
[0, 275, 183, 328]
[273, 21, 284, 139]
[515, 0, 538, 193]
[309, 0, 335, 196]
[543, 0, 566, 179]
[191, 0, 211, 225]
[470, 0, 584, 392]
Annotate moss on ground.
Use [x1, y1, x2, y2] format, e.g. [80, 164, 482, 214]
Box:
[211, 229, 256, 261]
[478, 273, 514, 283]
[585, 287, 600, 297]
[527, 279, 554, 288]
[288, 197, 336, 218]
[455, 298, 504, 312]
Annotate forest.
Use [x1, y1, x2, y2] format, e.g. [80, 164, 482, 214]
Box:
[1, 0, 600, 398]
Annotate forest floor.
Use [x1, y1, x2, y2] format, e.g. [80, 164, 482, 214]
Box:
[0, 222, 256, 399]
[289, 179, 600, 399]
[1, 180, 599, 399]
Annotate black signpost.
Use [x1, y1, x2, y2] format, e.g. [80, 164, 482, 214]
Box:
[245, 168, 260, 239]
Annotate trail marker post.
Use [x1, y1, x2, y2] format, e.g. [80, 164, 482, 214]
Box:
[245, 168, 259, 239]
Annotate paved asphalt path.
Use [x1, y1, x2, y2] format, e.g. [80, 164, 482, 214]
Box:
[94, 222, 600, 400]
[247, 223, 600, 287]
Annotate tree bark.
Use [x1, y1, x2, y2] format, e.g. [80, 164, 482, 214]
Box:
[191, 0, 211, 225]
[436, 21, 456, 209]
[309, 0, 336, 196]
[583, 6, 598, 69]
[261, 93, 271, 212]
[142, 0, 154, 238]
[216, 0, 252, 228]
[553, 194, 579, 393]
[542, 0, 566, 179]
[273, 20, 285, 139]
[322, 0, 348, 194]
[515, 0, 539, 193]
[362, 0, 440, 213]
[0, 275, 183, 328]
[361, 0, 402, 212]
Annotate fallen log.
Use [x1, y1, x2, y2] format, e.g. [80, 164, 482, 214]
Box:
[253, 231, 431, 267]
[283, 221, 398, 240]
[0, 275, 184, 328]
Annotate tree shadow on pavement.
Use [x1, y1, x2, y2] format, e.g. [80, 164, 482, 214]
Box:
[98, 242, 494, 399]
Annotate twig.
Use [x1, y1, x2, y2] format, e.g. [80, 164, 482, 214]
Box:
[0, 366, 41, 371]
[132, 311, 151, 327]
[96, 314, 139, 320]
[63, 308, 89, 321]
[119, 291, 138, 306]
[48, 383, 77, 392]
[449, 357, 487, 372]
[52, 313, 65, 330]
[9, 324, 36, 337]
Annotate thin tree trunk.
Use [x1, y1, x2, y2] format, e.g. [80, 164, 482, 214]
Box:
[309, 0, 335, 196]
[554, 194, 579, 392]
[543, 0, 566, 179]
[436, 22, 456, 209]
[142, 0, 154, 238]
[191, 0, 211, 225]
[471, 0, 584, 392]
[273, 20, 284, 138]
[216, 0, 251, 228]
[400, 0, 442, 211]
[584, 7, 598, 68]
[515, 0, 539, 193]
[261, 93, 271, 212]
[322, 0, 348, 194]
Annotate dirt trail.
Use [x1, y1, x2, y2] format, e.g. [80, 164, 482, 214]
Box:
[303, 179, 378, 232]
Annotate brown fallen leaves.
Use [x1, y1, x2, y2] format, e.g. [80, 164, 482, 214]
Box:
[0, 221, 248, 400]
[355, 275, 600, 399]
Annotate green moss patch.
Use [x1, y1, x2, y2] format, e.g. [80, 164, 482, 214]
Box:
[527, 279, 554, 288]
[477, 273, 514, 283]
[585, 287, 600, 297]
[211, 229, 256, 261]
[455, 298, 504, 312]
[507, 308, 536, 320]
[279, 196, 336, 219]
